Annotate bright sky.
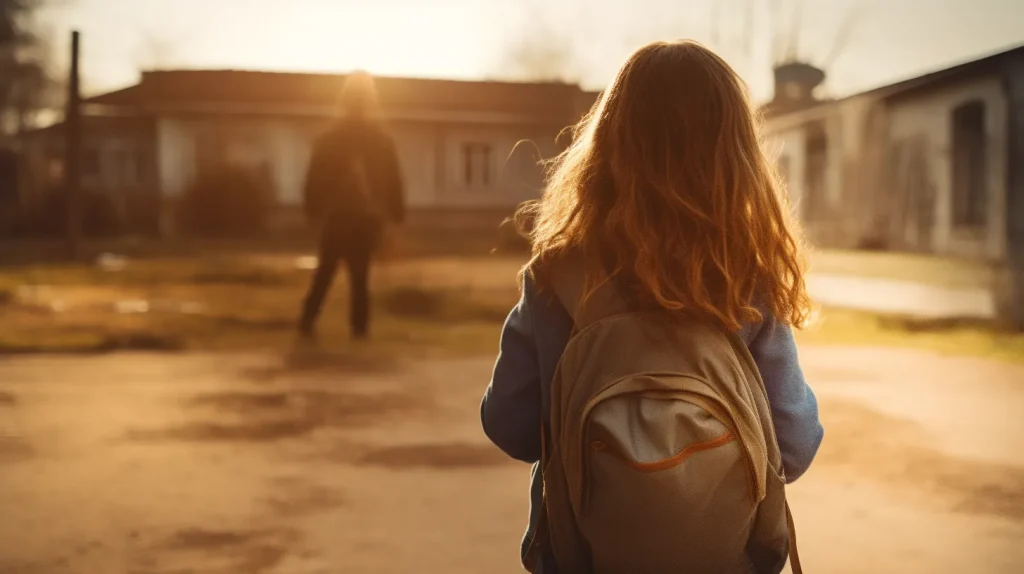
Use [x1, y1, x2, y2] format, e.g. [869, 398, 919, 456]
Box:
[40, 0, 1024, 102]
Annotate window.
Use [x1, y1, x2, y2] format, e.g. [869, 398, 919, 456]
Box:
[951, 100, 987, 228]
[461, 142, 493, 187]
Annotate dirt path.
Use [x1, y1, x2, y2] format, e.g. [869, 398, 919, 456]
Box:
[1, 346, 1023, 573]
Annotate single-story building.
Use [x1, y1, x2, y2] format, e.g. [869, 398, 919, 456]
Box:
[765, 45, 1024, 262]
[765, 45, 1024, 326]
[19, 70, 599, 234]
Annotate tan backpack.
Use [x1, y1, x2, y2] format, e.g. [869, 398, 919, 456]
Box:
[526, 255, 802, 574]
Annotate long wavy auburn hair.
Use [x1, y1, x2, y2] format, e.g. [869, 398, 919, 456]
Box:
[518, 40, 812, 331]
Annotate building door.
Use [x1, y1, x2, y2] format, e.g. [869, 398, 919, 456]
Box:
[888, 137, 935, 253]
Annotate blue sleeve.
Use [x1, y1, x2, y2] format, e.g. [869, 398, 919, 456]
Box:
[748, 315, 824, 483]
[480, 277, 543, 464]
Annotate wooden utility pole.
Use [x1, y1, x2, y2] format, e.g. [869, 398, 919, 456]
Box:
[1005, 60, 1024, 331]
[64, 30, 82, 258]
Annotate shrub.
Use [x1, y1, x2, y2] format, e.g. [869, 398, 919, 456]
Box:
[7, 188, 133, 238]
[178, 165, 275, 237]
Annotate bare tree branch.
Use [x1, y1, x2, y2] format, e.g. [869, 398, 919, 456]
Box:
[710, 0, 721, 48]
[784, 0, 804, 62]
[495, 1, 581, 83]
[822, 0, 863, 68]
[741, 0, 755, 58]
[501, 30, 578, 83]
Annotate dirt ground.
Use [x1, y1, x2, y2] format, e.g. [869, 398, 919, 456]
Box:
[2, 345, 1024, 574]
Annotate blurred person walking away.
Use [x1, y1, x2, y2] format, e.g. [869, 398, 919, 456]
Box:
[298, 71, 405, 340]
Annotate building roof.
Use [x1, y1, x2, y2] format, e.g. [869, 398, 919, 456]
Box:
[863, 43, 1024, 102]
[764, 43, 1024, 120]
[86, 70, 600, 123]
[18, 115, 156, 146]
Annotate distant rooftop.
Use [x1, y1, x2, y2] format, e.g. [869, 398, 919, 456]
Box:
[764, 43, 1024, 118]
[86, 69, 601, 122]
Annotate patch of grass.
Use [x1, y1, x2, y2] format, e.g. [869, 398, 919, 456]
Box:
[797, 307, 1024, 364]
[810, 249, 997, 290]
[0, 328, 186, 355]
[0, 254, 518, 357]
[0, 252, 1018, 364]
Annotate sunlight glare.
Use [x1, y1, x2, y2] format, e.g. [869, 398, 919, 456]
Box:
[253, 0, 492, 79]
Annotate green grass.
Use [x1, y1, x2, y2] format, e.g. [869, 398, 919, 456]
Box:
[809, 249, 997, 290]
[796, 308, 1024, 364]
[0, 253, 520, 357]
[0, 252, 1019, 364]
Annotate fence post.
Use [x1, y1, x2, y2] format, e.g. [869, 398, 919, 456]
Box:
[64, 30, 82, 258]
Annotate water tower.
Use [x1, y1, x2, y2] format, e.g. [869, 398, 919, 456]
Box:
[770, 61, 827, 112]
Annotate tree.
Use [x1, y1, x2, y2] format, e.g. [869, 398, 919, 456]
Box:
[492, 0, 585, 84]
[0, 0, 60, 141]
[500, 25, 580, 83]
[501, 29, 580, 83]
[135, 29, 189, 71]
[768, 0, 864, 75]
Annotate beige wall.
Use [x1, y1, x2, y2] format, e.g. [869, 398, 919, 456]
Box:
[436, 123, 558, 208]
[886, 75, 1009, 261]
[765, 75, 1010, 261]
[156, 116, 563, 211]
[765, 99, 870, 247]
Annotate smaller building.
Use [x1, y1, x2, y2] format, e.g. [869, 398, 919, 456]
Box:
[765, 45, 1024, 265]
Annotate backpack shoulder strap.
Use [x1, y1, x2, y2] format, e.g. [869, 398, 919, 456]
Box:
[786, 502, 803, 574]
[547, 252, 630, 329]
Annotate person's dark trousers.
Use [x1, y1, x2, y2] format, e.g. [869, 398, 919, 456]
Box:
[299, 217, 380, 338]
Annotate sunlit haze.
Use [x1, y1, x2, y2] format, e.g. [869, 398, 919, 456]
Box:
[41, 0, 1024, 101]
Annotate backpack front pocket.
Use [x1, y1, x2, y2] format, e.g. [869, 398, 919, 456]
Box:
[577, 391, 758, 574]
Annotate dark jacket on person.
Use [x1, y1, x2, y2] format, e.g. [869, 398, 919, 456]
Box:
[303, 118, 405, 231]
